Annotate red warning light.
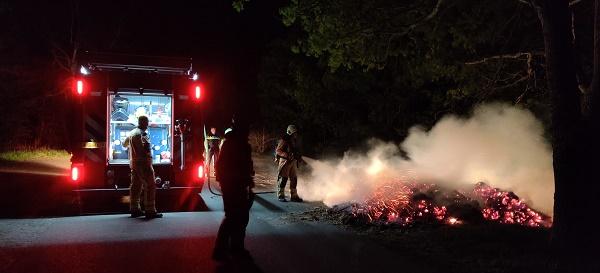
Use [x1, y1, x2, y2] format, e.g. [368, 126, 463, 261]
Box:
[71, 166, 80, 181]
[197, 164, 204, 179]
[77, 80, 83, 95]
[73, 79, 85, 95]
[195, 85, 201, 100]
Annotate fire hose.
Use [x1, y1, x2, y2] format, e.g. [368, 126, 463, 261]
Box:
[205, 154, 311, 197]
[206, 171, 277, 197]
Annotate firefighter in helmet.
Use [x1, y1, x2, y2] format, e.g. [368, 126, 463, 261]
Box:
[123, 115, 162, 219]
[206, 127, 221, 175]
[213, 118, 255, 260]
[276, 124, 303, 202]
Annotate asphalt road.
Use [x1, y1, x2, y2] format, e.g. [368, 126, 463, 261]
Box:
[0, 156, 435, 273]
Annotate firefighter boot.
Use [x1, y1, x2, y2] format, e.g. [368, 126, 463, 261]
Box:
[277, 176, 288, 202]
[290, 177, 303, 202]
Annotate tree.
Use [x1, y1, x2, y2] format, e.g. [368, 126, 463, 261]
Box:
[525, 0, 600, 272]
[531, 1, 600, 272]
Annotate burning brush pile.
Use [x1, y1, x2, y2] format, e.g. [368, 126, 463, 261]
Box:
[343, 181, 551, 228]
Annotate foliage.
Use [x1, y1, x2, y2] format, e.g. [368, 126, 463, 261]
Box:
[256, 0, 556, 155]
[232, 0, 250, 12]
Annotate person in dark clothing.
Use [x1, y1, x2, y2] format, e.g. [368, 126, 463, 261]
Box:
[213, 121, 255, 261]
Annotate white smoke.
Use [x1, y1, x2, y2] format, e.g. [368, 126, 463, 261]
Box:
[298, 103, 555, 215]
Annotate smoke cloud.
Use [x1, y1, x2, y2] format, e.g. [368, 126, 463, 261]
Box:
[298, 103, 555, 215]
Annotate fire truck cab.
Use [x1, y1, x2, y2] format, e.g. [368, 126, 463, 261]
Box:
[68, 52, 206, 194]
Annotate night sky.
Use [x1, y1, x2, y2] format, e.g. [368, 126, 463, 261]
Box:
[4, 0, 286, 127]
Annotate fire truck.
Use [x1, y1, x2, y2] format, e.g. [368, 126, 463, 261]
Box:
[67, 52, 206, 197]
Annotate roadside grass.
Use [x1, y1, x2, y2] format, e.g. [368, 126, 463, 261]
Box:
[0, 148, 69, 162]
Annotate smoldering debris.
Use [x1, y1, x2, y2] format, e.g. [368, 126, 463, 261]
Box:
[298, 103, 555, 225]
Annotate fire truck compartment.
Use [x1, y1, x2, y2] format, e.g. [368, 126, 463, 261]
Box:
[108, 92, 173, 165]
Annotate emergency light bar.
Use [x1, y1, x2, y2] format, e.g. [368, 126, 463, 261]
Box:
[89, 63, 190, 75]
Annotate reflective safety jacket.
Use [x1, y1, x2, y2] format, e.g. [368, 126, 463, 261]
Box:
[123, 127, 152, 168]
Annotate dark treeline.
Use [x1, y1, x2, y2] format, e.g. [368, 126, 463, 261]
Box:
[255, 0, 593, 156]
[0, 0, 596, 157]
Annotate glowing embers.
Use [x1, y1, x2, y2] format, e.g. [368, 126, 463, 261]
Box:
[349, 181, 552, 228]
[473, 182, 551, 228]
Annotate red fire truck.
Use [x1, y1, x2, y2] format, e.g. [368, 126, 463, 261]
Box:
[67, 52, 206, 196]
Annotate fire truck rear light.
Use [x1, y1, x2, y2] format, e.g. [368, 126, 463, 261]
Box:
[76, 80, 83, 95]
[71, 166, 80, 181]
[195, 86, 201, 100]
[198, 164, 204, 179]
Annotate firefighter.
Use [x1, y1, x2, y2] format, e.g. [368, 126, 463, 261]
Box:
[206, 127, 221, 175]
[276, 124, 303, 202]
[213, 120, 255, 261]
[123, 115, 162, 219]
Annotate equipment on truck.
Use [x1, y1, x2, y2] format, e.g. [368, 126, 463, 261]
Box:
[67, 52, 206, 198]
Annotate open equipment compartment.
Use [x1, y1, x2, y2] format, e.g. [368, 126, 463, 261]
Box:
[108, 92, 173, 165]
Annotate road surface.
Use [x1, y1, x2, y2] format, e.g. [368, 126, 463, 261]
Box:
[0, 155, 436, 273]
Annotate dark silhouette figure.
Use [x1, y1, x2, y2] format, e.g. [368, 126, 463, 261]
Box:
[213, 121, 255, 261]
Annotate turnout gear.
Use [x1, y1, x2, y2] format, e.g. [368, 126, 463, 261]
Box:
[123, 119, 159, 216]
[206, 129, 221, 174]
[213, 126, 255, 259]
[276, 130, 303, 202]
[277, 176, 288, 202]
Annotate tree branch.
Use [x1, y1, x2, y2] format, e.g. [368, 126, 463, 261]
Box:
[383, 0, 445, 63]
[569, 0, 585, 7]
[518, 0, 585, 8]
[465, 51, 543, 65]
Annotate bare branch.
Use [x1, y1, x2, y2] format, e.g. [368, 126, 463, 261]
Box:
[569, 0, 585, 7]
[50, 43, 72, 73]
[518, 0, 583, 8]
[494, 74, 530, 90]
[465, 52, 543, 65]
[383, 0, 445, 63]
[405, 0, 445, 33]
